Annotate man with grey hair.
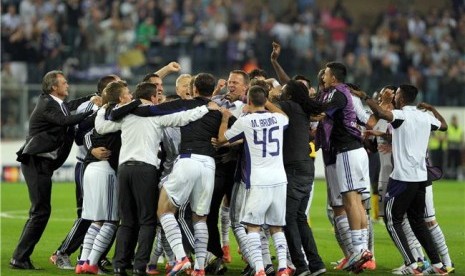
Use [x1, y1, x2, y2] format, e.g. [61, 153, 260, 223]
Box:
[11, 70, 97, 270]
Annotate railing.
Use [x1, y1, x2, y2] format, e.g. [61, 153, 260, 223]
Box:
[1, 82, 176, 140]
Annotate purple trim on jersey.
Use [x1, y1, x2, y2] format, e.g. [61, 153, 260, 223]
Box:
[180, 153, 192, 158]
[227, 132, 245, 144]
[242, 140, 252, 189]
[342, 151, 354, 190]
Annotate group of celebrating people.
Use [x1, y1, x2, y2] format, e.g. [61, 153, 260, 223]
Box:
[10, 41, 454, 276]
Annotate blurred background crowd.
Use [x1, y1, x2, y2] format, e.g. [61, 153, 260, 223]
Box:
[1, 0, 464, 178]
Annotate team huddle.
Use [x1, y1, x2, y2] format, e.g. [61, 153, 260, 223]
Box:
[10, 42, 454, 276]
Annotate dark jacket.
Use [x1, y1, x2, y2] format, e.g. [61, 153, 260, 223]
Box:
[17, 93, 93, 169]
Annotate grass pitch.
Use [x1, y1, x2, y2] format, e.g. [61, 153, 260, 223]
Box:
[1, 180, 464, 275]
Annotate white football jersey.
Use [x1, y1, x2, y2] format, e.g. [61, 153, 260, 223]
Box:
[390, 106, 441, 181]
[75, 100, 98, 160]
[225, 111, 289, 188]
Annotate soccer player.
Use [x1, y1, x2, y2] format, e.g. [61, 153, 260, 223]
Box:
[154, 73, 227, 276]
[319, 62, 373, 272]
[175, 74, 193, 99]
[211, 70, 249, 266]
[50, 74, 118, 270]
[143, 61, 182, 103]
[359, 84, 449, 275]
[217, 85, 291, 276]
[75, 80, 132, 275]
[98, 81, 214, 276]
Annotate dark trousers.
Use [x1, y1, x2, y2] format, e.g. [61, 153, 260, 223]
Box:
[284, 172, 324, 272]
[207, 161, 235, 258]
[13, 157, 54, 261]
[113, 163, 159, 271]
[57, 161, 92, 255]
[383, 179, 441, 265]
[368, 151, 380, 193]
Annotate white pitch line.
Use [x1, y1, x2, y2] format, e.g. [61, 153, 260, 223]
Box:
[0, 210, 76, 222]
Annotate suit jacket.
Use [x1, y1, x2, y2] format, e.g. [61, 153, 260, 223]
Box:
[17, 93, 93, 168]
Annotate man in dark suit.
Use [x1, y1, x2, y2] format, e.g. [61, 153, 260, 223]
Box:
[10, 70, 96, 270]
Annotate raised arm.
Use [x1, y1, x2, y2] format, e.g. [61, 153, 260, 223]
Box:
[270, 42, 291, 84]
[417, 102, 448, 131]
[155, 61, 181, 78]
[212, 78, 227, 96]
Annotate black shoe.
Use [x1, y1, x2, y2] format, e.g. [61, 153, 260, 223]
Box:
[265, 264, 275, 276]
[205, 257, 228, 275]
[240, 264, 255, 276]
[100, 257, 113, 267]
[10, 258, 36, 270]
[113, 267, 128, 276]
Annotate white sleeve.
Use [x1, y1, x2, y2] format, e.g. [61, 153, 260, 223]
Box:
[76, 101, 97, 114]
[352, 96, 371, 125]
[225, 118, 245, 142]
[156, 105, 209, 127]
[428, 113, 441, 129]
[95, 108, 122, 134]
[391, 109, 405, 122]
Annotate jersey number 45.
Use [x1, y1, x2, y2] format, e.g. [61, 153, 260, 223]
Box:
[253, 126, 280, 157]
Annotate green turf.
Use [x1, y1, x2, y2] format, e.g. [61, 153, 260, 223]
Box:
[1, 180, 464, 275]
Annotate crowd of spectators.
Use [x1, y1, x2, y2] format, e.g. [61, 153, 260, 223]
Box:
[1, 0, 465, 140]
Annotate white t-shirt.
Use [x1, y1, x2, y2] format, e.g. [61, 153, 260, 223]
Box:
[390, 106, 441, 181]
[96, 105, 209, 167]
[225, 111, 289, 188]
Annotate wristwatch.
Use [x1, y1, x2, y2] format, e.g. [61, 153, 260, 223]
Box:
[363, 95, 370, 101]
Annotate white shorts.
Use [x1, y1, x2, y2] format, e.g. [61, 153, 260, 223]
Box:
[82, 161, 119, 221]
[163, 154, 215, 216]
[326, 164, 343, 207]
[424, 185, 436, 222]
[336, 148, 370, 194]
[230, 181, 247, 226]
[241, 184, 287, 227]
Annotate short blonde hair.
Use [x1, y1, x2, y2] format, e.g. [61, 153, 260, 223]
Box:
[102, 80, 128, 104]
[175, 74, 192, 87]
